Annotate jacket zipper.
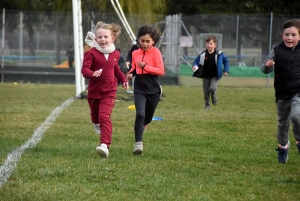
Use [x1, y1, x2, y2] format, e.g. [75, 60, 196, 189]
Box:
[141, 51, 146, 93]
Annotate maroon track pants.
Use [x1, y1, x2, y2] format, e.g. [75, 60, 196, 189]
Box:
[88, 96, 115, 148]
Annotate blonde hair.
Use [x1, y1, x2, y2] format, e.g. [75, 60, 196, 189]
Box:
[94, 21, 121, 42]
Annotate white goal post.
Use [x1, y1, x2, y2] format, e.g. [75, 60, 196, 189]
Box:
[72, 0, 85, 97]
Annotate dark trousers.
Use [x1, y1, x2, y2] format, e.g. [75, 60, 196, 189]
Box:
[276, 94, 300, 145]
[68, 57, 74, 68]
[134, 92, 160, 142]
[203, 77, 218, 104]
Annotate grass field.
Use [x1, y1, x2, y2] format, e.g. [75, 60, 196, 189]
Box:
[0, 82, 299, 200]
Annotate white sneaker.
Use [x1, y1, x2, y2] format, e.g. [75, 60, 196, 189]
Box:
[94, 124, 100, 135]
[96, 143, 109, 158]
[133, 143, 143, 155]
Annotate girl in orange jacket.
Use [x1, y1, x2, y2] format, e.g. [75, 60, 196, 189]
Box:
[126, 25, 164, 155]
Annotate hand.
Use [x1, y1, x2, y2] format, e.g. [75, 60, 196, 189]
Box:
[137, 60, 146, 68]
[122, 82, 129, 90]
[126, 73, 133, 81]
[192, 66, 198, 72]
[224, 72, 228, 76]
[93, 69, 102, 77]
[125, 62, 130, 69]
[265, 60, 275, 68]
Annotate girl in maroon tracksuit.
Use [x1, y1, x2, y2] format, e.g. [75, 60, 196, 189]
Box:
[81, 21, 128, 158]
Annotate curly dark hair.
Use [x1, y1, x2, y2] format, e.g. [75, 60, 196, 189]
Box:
[136, 25, 161, 45]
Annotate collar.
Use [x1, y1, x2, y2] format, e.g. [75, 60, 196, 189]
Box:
[85, 31, 115, 54]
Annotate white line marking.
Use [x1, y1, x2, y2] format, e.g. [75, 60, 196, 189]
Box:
[0, 97, 75, 188]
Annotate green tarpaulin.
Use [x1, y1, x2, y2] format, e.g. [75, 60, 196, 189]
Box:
[180, 65, 274, 78]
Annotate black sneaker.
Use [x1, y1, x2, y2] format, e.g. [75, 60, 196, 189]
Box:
[296, 142, 300, 155]
[212, 98, 218, 105]
[204, 104, 210, 110]
[275, 141, 290, 164]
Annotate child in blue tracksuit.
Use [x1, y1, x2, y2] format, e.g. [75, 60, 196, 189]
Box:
[192, 35, 229, 109]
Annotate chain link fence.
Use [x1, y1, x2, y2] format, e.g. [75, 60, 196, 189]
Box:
[1, 10, 300, 86]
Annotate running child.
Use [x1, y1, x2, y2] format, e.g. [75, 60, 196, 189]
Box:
[81, 21, 129, 158]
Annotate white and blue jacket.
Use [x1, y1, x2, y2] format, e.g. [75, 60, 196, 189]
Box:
[192, 49, 229, 79]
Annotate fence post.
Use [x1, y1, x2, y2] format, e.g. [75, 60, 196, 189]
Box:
[235, 15, 239, 66]
[1, 8, 5, 82]
[19, 12, 23, 66]
[267, 12, 273, 88]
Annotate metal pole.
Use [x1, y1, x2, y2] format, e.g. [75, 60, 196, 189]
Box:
[179, 21, 199, 53]
[1, 8, 5, 82]
[72, 0, 83, 97]
[110, 0, 134, 42]
[267, 12, 273, 88]
[20, 12, 23, 66]
[36, 32, 39, 50]
[78, 0, 85, 92]
[54, 32, 57, 50]
[115, 0, 136, 40]
[236, 15, 239, 66]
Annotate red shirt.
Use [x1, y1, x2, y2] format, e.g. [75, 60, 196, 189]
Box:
[81, 48, 127, 98]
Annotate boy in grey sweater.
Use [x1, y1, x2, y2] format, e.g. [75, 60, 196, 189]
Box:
[261, 19, 300, 164]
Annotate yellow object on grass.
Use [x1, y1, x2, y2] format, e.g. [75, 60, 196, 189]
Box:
[127, 105, 136, 110]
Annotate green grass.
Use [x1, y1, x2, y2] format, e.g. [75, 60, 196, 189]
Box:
[0, 83, 300, 200]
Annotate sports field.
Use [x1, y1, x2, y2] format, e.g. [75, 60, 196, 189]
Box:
[0, 83, 299, 200]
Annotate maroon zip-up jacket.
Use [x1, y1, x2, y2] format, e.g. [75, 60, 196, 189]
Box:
[81, 48, 127, 99]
